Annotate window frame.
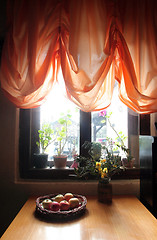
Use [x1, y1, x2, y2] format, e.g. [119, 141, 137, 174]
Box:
[19, 108, 140, 180]
[19, 109, 92, 179]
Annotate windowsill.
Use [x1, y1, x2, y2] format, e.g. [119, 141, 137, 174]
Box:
[16, 166, 140, 197]
[19, 167, 140, 180]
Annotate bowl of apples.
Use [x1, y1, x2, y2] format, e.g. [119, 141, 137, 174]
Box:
[35, 193, 87, 221]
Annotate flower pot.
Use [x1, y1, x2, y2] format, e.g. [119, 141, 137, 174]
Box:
[53, 155, 67, 168]
[98, 180, 112, 204]
[33, 153, 48, 168]
[122, 157, 135, 168]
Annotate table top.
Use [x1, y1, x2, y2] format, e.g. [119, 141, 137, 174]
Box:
[1, 195, 157, 240]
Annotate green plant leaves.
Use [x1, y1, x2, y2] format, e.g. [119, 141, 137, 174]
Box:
[36, 123, 56, 153]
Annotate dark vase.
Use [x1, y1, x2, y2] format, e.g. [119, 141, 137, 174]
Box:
[98, 179, 112, 204]
[33, 153, 48, 168]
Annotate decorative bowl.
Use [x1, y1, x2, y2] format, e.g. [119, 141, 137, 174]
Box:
[35, 193, 87, 221]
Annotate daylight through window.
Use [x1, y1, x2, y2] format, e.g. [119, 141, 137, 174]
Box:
[40, 73, 128, 168]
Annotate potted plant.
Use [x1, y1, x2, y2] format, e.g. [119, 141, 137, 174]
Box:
[33, 123, 55, 168]
[74, 141, 122, 179]
[53, 112, 72, 168]
[74, 140, 123, 203]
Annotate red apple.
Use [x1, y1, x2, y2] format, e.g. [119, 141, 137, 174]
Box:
[50, 201, 60, 211]
[54, 194, 64, 203]
[69, 198, 79, 209]
[60, 200, 70, 211]
[64, 193, 74, 201]
[42, 199, 53, 210]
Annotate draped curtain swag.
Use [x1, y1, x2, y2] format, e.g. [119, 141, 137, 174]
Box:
[0, 0, 157, 113]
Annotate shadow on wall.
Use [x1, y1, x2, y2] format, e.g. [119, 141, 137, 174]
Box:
[0, 87, 28, 237]
[0, 187, 28, 237]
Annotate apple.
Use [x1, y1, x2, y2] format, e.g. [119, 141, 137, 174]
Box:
[54, 194, 64, 203]
[69, 197, 80, 209]
[64, 193, 74, 201]
[50, 201, 60, 211]
[60, 200, 70, 211]
[42, 199, 53, 210]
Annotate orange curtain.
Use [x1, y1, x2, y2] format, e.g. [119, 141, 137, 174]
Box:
[0, 0, 157, 113]
[114, 0, 157, 113]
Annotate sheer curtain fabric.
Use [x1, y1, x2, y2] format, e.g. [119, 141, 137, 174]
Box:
[0, 0, 157, 113]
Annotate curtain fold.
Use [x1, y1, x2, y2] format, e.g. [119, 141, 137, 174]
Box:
[0, 0, 157, 113]
[0, 0, 61, 108]
[60, 0, 117, 111]
[115, 0, 157, 113]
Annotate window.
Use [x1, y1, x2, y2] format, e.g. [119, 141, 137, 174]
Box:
[19, 82, 139, 180]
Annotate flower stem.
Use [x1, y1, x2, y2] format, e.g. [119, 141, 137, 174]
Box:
[107, 118, 125, 146]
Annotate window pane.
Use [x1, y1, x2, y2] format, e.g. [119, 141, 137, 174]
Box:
[91, 83, 128, 155]
[40, 82, 80, 166]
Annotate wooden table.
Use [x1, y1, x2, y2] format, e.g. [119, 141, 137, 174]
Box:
[1, 195, 157, 240]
